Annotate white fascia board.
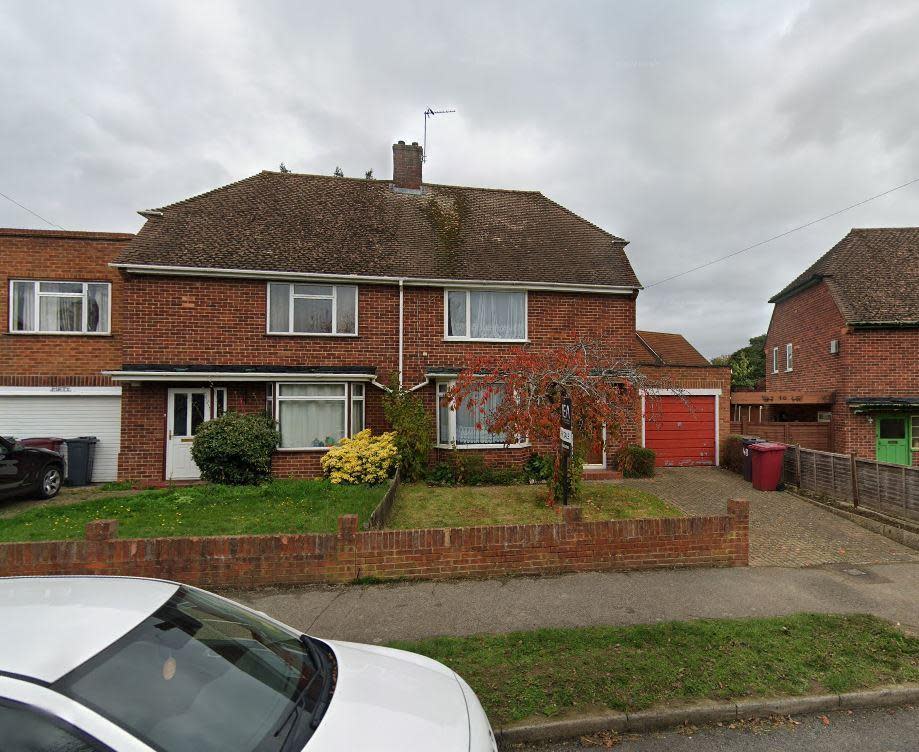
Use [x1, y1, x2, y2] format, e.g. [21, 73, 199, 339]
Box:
[104, 371, 376, 383]
[0, 386, 122, 396]
[640, 388, 723, 396]
[109, 263, 639, 295]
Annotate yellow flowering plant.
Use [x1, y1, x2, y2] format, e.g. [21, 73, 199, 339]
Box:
[320, 429, 399, 484]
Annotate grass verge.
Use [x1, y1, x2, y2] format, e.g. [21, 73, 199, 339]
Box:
[0, 479, 384, 541]
[387, 482, 681, 529]
[389, 613, 919, 726]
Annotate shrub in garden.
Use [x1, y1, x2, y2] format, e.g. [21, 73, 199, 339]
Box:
[321, 429, 398, 484]
[426, 461, 456, 486]
[191, 412, 280, 485]
[382, 375, 433, 481]
[722, 435, 745, 474]
[523, 452, 553, 483]
[614, 444, 656, 478]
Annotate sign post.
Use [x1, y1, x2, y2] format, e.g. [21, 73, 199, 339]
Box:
[559, 393, 573, 506]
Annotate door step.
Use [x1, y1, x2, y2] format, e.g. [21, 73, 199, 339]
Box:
[583, 469, 622, 480]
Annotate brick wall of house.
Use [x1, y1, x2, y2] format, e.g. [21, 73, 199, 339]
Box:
[0, 499, 749, 586]
[0, 229, 132, 385]
[765, 280, 918, 463]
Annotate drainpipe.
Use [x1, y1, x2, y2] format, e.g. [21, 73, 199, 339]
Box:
[398, 279, 405, 387]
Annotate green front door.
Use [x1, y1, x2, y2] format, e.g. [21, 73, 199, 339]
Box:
[876, 415, 910, 466]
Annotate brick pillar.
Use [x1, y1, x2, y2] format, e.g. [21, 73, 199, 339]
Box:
[561, 506, 583, 524]
[85, 519, 119, 541]
[726, 498, 749, 567]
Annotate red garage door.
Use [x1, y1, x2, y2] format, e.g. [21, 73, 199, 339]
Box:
[644, 395, 716, 467]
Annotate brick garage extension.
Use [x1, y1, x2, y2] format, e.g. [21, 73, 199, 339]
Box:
[0, 500, 749, 587]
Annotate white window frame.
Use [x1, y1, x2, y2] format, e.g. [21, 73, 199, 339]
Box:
[912, 415, 919, 452]
[266, 282, 359, 337]
[9, 280, 112, 335]
[443, 288, 528, 342]
[434, 379, 528, 449]
[351, 383, 365, 435]
[772, 347, 779, 374]
[273, 382, 368, 451]
[785, 342, 793, 372]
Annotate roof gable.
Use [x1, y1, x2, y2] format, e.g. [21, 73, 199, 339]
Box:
[636, 330, 711, 366]
[117, 171, 640, 289]
[769, 228, 919, 325]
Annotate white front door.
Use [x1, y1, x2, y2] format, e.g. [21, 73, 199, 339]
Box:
[166, 388, 210, 480]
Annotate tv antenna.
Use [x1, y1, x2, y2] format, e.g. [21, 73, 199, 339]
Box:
[423, 107, 455, 162]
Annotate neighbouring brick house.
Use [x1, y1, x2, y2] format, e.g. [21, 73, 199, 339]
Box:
[758, 228, 919, 466]
[3, 142, 728, 482]
[1, 228, 134, 480]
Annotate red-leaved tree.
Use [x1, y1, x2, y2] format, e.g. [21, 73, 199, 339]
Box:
[444, 340, 669, 502]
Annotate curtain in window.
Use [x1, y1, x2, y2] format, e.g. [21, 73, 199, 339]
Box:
[447, 291, 466, 336]
[470, 291, 525, 339]
[11, 281, 34, 331]
[455, 386, 506, 444]
[87, 283, 109, 333]
[39, 295, 82, 332]
[279, 401, 345, 448]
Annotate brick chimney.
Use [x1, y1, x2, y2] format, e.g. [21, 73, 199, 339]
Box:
[392, 140, 423, 190]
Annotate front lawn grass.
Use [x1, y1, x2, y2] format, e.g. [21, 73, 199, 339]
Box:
[0, 479, 384, 542]
[390, 613, 919, 727]
[387, 482, 681, 529]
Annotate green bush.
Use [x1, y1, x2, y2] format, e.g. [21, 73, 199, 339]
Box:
[523, 452, 553, 483]
[614, 444, 656, 478]
[191, 412, 280, 485]
[383, 375, 434, 481]
[426, 453, 523, 486]
[320, 429, 398, 484]
[551, 449, 585, 502]
[722, 434, 745, 474]
[426, 461, 456, 486]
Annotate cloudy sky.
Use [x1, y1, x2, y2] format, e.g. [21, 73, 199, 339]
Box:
[3, 0, 918, 357]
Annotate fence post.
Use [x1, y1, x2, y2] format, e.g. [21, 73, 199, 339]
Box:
[795, 444, 802, 487]
[849, 453, 859, 508]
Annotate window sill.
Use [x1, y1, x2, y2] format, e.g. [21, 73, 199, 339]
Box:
[443, 338, 530, 344]
[436, 442, 531, 450]
[7, 331, 112, 337]
[785, 369, 793, 373]
[266, 332, 359, 338]
[275, 447, 334, 453]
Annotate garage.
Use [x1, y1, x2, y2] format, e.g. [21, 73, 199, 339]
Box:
[0, 387, 121, 482]
[643, 392, 719, 467]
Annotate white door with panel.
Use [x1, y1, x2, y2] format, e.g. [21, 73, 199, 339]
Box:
[166, 388, 210, 480]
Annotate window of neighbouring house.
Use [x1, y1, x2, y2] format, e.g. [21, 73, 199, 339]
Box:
[912, 416, 919, 451]
[444, 289, 527, 341]
[772, 347, 779, 374]
[10, 280, 110, 334]
[267, 283, 357, 335]
[436, 380, 511, 446]
[785, 343, 793, 371]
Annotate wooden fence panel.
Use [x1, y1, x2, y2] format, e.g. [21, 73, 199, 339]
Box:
[730, 420, 830, 451]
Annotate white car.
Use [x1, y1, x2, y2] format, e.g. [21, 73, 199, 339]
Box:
[0, 576, 497, 752]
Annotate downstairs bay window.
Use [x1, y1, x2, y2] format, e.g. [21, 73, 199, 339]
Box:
[274, 383, 365, 450]
[436, 380, 523, 448]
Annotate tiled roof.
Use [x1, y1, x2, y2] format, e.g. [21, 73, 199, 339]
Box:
[116, 171, 640, 289]
[636, 330, 711, 366]
[769, 228, 919, 325]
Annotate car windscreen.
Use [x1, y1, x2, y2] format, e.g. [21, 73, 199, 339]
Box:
[55, 586, 334, 752]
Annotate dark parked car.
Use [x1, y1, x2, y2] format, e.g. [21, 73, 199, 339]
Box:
[0, 436, 64, 501]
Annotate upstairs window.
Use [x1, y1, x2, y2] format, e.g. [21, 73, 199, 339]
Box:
[785, 343, 793, 372]
[445, 289, 527, 341]
[268, 283, 357, 335]
[10, 280, 110, 334]
[772, 347, 779, 374]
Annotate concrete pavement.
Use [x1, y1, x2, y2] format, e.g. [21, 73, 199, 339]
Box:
[516, 705, 919, 752]
[223, 561, 919, 643]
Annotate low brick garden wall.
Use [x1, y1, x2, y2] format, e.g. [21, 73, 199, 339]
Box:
[0, 500, 749, 587]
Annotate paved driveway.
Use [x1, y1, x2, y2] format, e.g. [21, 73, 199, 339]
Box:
[620, 467, 918, 567]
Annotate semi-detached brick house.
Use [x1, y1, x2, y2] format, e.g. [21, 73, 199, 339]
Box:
[755, 228, 919, 466]
[5, 142, 724, 482]
[1, 228, 133, 481]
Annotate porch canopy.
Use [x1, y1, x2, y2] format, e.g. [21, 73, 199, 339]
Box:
[730, 391, 834, 406]
[847, 396, 919, 413]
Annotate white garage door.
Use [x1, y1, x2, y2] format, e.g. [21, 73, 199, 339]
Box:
[0, 392, 121, 482]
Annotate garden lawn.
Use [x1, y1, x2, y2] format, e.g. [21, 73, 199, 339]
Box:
[0, 480, 384, 542]
[387, 482, 681, 529]
[390, 613, 919, 727]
